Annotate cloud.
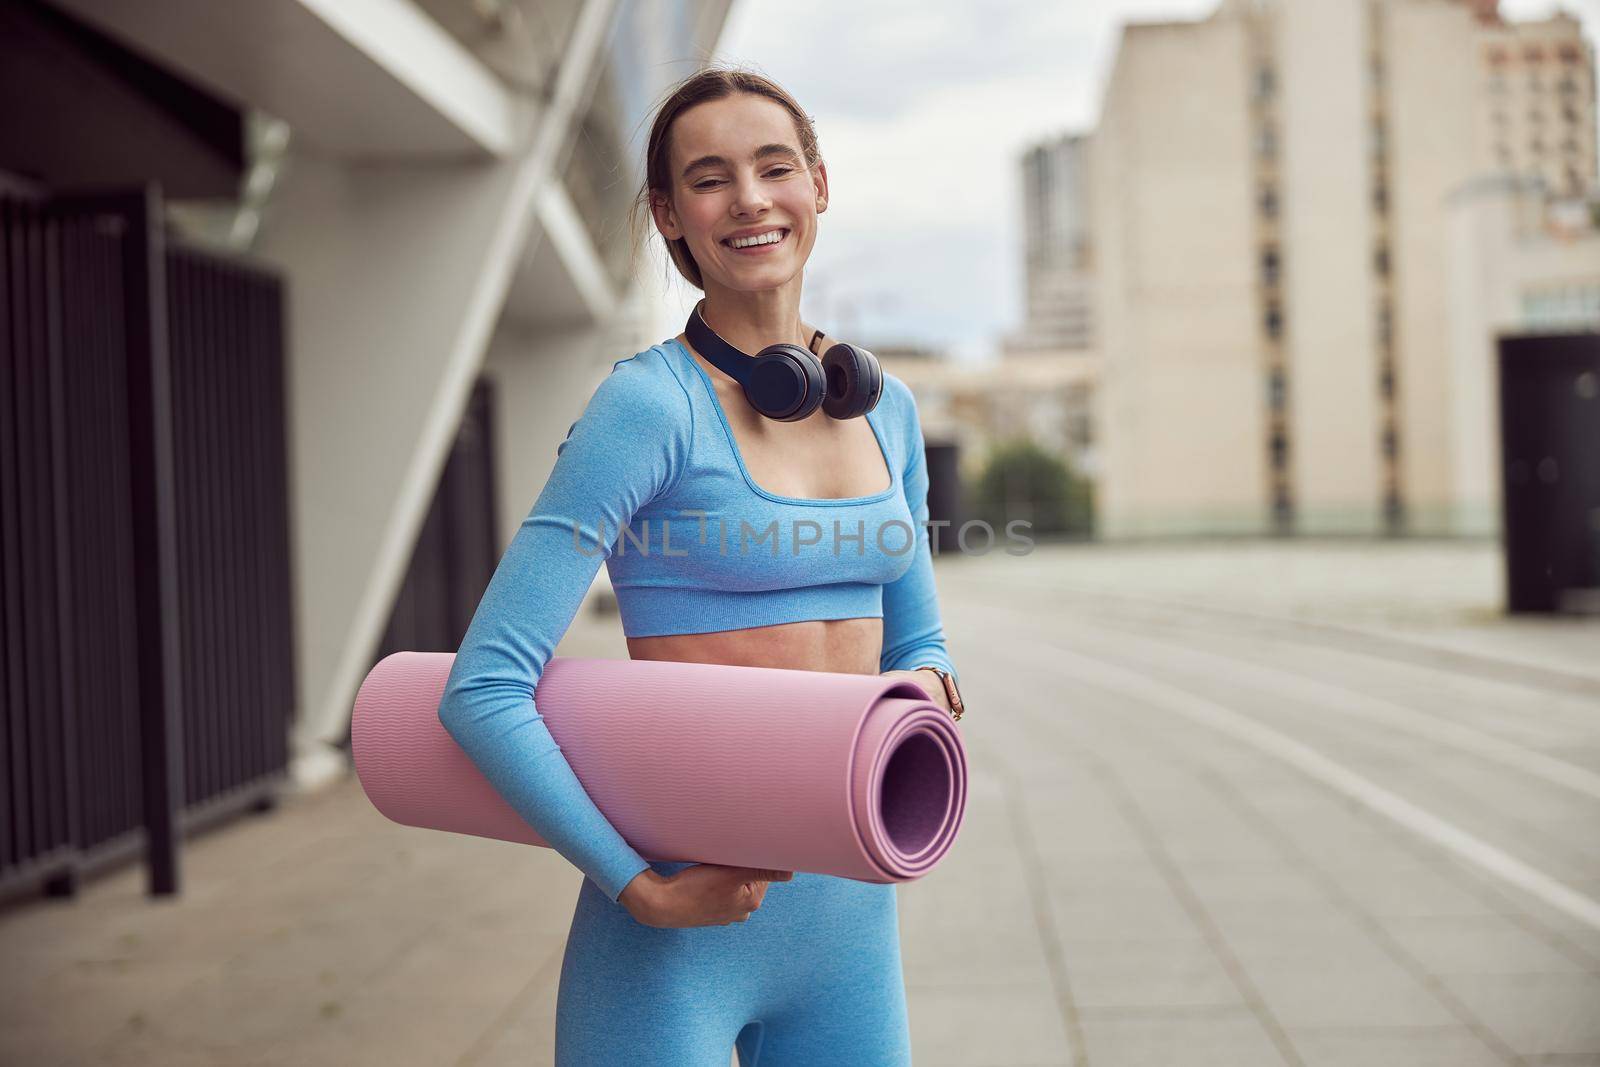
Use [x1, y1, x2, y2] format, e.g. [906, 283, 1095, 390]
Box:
[711, 0, 1219, 354]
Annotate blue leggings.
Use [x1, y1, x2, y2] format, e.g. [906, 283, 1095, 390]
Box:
[555, 861, 913, 1065]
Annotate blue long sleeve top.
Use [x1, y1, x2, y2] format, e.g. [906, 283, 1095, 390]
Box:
[436, 336, 957, 903]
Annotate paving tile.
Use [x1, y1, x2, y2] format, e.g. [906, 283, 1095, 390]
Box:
[1328, 860, 1503, 921]
[1075, 1006, 1288, 1066]
[1381, 913, 1595, 976]
[1247, 964, 1460, 1028]
[1284, 1024, 1506, 1066]
[1438, 973, 1600, 1057]
[1045, 884, 1201, 942]
[1058, 936, 1243, 1009]
[906, 982, 1075, 1066]
[898, 900, 1055, 988]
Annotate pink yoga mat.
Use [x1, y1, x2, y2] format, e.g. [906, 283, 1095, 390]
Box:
[351, 652, 967, 883]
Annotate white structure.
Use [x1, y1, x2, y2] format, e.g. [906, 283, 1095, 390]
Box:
[1445, 176, 1600, 535]
[52, 0, 736, 788]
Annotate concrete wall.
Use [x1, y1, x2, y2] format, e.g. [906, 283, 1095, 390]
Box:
[1386, 0, 1485, 535]
[1278, 0, 1382, 535]
[1091, 16, 1265, 539]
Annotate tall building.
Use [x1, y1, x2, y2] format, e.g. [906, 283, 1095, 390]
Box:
[1088, 0, 1598, 540]
[1477, 11, 1597, 197]
[1008, 133, 1095, 353]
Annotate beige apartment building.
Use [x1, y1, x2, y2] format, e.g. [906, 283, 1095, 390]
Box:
[1088, 0, 1597, 540]
[882, 349, 1099, 486]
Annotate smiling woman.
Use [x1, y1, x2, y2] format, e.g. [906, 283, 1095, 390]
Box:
[628, 71, 827, 295]
[439, 64, 959, 1067]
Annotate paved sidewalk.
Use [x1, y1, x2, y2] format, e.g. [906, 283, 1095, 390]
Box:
[2, 539, 1597, 1065]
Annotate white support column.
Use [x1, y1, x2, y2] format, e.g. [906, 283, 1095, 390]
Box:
[264, 0, 623, 790]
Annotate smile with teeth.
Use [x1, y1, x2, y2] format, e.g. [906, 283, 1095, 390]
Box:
[723, 228, 788, 249]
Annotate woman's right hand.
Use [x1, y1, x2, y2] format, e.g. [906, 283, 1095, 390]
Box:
[619, 863, 794, 928]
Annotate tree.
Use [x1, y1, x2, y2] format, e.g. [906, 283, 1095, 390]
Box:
[971, 437, 1093, 539]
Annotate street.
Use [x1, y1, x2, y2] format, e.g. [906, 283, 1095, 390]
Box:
[3, 540, 1597, 1066]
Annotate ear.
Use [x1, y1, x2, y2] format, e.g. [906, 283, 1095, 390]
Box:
[649, 189, 683, 241]
[812, 159, 829, 214]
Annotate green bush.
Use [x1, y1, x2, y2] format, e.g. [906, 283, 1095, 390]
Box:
[971, 437, 1094, 537]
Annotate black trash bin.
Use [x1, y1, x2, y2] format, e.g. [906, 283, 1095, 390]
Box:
[1497, 332, 1600, 614]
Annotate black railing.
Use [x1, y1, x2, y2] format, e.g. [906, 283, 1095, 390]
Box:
[1, 180, 293, 905]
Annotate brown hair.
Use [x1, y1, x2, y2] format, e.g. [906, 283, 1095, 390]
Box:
[629, 65, 822, 290]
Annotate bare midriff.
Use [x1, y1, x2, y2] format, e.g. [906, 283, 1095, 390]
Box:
[626, 617, 885, 676]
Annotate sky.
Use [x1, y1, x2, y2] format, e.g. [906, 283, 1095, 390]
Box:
[646, 0, 1600, 362]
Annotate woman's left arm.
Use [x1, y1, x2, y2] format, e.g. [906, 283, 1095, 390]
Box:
[877, 380, 959, 711]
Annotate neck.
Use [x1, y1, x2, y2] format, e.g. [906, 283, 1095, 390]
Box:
[699, 277, 808, 355]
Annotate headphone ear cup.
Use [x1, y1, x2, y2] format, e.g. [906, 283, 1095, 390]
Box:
[820, 343, 883, 420]
[747, 344, 825, 422]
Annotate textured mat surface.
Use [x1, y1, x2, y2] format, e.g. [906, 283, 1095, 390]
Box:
[351, 652, 967, 882]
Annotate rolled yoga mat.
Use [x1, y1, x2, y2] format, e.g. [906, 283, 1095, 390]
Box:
[351, 652, 967, 883]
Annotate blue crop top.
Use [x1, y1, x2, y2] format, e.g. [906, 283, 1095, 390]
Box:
[436, 336, 957, 903]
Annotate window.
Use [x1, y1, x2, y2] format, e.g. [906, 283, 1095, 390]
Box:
[1375, 244, 1390, 276]
[1381, 425, 1398, 458]
[1270, 430, 1288, 467]
[1378, 303, 1393, 347]
[1254, 64, 1276, 100]
[1267, 369, 1286, 411]
[1259, 185, 1279, 218]
[1257, 124, 1277, 160]
[1261, 245, 1281, 286]
[1264, 302, 1284, 339]
[1374, 183, 1388, 214]
[1380, 363, 1396, 399]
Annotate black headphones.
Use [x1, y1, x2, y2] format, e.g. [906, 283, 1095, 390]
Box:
[685, 300, 883, 422]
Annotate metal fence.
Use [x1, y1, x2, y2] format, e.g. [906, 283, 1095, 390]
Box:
[1, 180, 293, 905]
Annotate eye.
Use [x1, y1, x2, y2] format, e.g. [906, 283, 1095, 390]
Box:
[766, 167, 793, 178]
[692, 179, 723, 190]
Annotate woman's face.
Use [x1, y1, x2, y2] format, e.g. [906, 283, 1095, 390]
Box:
[651, 93, 828, 294]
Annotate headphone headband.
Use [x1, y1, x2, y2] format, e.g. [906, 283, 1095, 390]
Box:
[683, 300, 883, 423]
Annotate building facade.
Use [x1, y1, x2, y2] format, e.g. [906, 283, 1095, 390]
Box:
[1009, 133, 1096, 354]
[1088, 0, 1597, 539]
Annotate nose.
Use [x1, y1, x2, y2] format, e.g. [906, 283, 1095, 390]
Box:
[730, 170, 772, 218]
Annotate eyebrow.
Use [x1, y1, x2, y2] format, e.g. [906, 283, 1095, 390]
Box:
[681, 143, 801, 180]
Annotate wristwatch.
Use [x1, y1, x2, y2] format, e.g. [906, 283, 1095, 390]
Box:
[911, 665, 964, 722]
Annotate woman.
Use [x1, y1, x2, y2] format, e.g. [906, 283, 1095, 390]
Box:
[438, 66, 963, 1066]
